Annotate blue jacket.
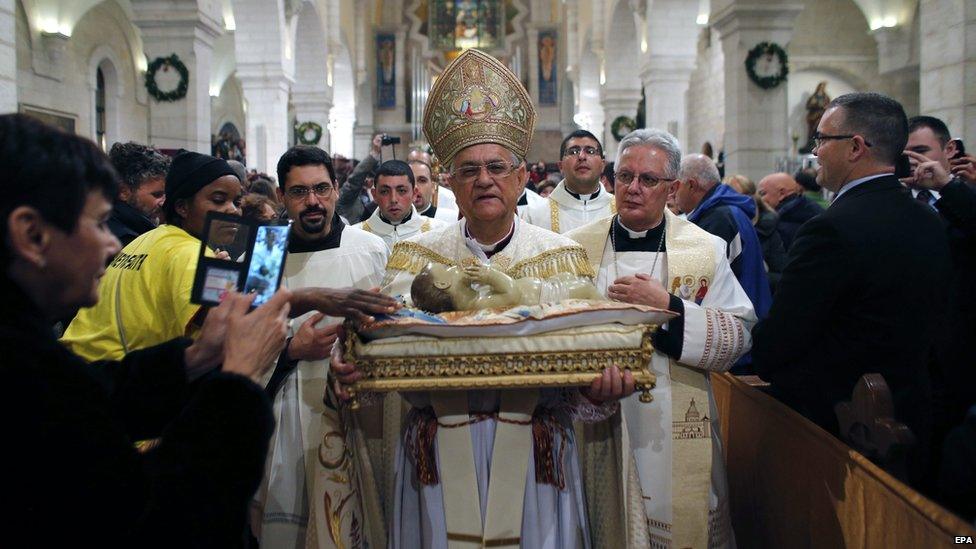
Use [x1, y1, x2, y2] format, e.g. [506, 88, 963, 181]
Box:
[688, 184, 773, 370]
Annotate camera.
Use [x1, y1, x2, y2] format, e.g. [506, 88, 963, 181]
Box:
[381, 134, 401, 146]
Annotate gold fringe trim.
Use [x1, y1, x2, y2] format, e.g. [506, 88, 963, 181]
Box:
[507, 245, 596, 279]
[386, 241, 458, 274]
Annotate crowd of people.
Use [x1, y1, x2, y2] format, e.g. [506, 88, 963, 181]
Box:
[1, 46, 975, 547]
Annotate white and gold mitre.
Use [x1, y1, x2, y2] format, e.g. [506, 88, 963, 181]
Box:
[422, 49, 536, 166]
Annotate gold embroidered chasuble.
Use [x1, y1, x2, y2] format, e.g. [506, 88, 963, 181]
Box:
[568, 210, 757, 548]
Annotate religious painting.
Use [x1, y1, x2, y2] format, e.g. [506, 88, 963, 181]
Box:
[376, 33, 396, 109]
[428, 0, 504, 51]
[537, 29, 557, 105]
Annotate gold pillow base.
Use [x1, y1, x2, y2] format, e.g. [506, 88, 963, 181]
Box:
[345, 325, 658, 409]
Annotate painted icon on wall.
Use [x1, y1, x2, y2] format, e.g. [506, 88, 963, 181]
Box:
[377, 33, 396, 109]
[538, 29, 557, 105]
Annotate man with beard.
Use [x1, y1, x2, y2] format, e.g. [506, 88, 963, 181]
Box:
[251, 145, 392, 547]
[411, 158, 458, 222]
[354, 160, 447, 249]
[106, 142, 169, 246]
[525, 130, 615, 233]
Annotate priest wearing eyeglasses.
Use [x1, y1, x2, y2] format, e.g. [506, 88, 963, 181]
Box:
[328, 49, 638, 549]
[525, 129, 616, 233]
[566, 128, 757, 549]
[250, 145, 392, 548]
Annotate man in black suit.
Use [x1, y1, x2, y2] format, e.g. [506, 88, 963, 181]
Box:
[757, 171, 825, 250]
[752, 93, 952, 486]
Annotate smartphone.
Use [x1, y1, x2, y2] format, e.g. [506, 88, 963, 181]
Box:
[894, 153, 913, 179]
[191, 212, 292, 308]
[951, 138, 965, 159]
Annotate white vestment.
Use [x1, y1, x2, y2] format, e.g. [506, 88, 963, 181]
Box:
[524, 180, 615, 234]
[516, 187, 547, 223]
[418, 202, 459, 223]
[353, 205, 446, 250]
[381, 218, 613, 549]
[435, 184, 458, 211]
[253, 226, 389, 548]
[568, 212, 756, 549]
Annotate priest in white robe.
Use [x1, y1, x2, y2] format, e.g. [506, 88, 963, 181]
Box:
[567, 128, 757, 549]
[515, 186, 546, 222]
[411, 159, 459, 223]
[252, 146, 390, 548]
[331, 49, 642, 549]
[353, 159, 447, 249]
[525, 130, 615, 233]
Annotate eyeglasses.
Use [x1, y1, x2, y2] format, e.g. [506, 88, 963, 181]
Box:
[285, 183, 335, 199]
[615, 171, 672, 189]
[451, 161, 518, 183]
[812, 132, 873, 148]
[563, 146, 602, 158]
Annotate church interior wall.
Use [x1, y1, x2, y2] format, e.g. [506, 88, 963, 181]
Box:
[211, 74, 244, 139]
[686, 27, 725, 159]
[15, 0, 148, 148]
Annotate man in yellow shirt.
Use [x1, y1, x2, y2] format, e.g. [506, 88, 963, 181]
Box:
[62, 150, 245, 361]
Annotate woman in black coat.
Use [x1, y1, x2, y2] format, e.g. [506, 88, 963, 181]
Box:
[0, 114, 292, 547]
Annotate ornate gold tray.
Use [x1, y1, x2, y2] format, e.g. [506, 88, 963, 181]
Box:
[344, 301, 673, 408]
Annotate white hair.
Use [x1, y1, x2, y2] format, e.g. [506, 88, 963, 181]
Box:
[615, 128, 682, 179]
[678, 153, 721, 190]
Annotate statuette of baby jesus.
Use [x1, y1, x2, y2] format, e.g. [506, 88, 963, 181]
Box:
[410, 262, 604, 313]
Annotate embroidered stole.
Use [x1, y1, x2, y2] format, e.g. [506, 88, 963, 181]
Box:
[548, 197, 617, 233]
[574, 210, 714, 548]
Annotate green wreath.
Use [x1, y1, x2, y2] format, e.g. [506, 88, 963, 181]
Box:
[745, 42, 789, 90]
[295, 121, 324, 145]
[611, 115, 637, 142]
[145, 54, 189, 102]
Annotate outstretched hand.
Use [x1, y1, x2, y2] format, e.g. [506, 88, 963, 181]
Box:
[291, 286, 400, 323]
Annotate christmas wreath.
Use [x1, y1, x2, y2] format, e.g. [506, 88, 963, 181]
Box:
[145, 54, 189, 102]
[611, 115, 637, 142]
[745, 42, 788, 90]
[295, 121, 324, 145]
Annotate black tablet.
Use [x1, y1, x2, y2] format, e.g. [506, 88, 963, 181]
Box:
[190, 211, 292, 307]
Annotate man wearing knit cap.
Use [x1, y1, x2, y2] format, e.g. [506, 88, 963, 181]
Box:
[328, 49, 635, 549]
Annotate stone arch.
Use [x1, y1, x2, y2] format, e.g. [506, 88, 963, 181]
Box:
[292, 0, 332, 149]
[87, 45, 123, 148]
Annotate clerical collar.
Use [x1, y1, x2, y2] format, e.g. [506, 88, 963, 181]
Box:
[289, 213, 344, 253]
[464, 219, 516, 258]
[417, 203, 437, 218]
[611, 216, 666, 252]
[379, 210, 412, 226]
[566, 186, 601, 201]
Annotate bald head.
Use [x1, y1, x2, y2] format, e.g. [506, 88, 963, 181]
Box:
[674, 153, 721, 213]
[757, 172, 801, 209]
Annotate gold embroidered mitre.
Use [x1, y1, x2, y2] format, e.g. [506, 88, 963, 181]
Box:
[422, 49, 536, 166]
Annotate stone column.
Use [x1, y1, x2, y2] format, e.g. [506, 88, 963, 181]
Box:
[642, 62, 695, 148]
[712, 1, 803, 182]
[642, 0, 698, 148]
[293, 94, 333, 152]
[0, 0, 17, 113]
[919, 0, 976, 143]
[131, 0, 223, 153]
[237, 68, 292, 173]
[602, 89, 643, 160]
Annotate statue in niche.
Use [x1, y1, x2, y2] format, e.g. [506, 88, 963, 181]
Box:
[802, 81, 831, 153]
[410, 262, 603, 313]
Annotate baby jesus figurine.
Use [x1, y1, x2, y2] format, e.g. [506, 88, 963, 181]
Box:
[410, 262, 604, 313]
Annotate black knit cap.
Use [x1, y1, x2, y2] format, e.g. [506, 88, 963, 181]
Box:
[164, 150, 240, 221]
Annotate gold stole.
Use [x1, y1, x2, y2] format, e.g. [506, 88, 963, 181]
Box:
[547, 195, 617, 233]
[573, 210, 714, 548]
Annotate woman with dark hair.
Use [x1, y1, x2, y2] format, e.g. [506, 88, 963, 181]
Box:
[0, 113, 292, 546]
